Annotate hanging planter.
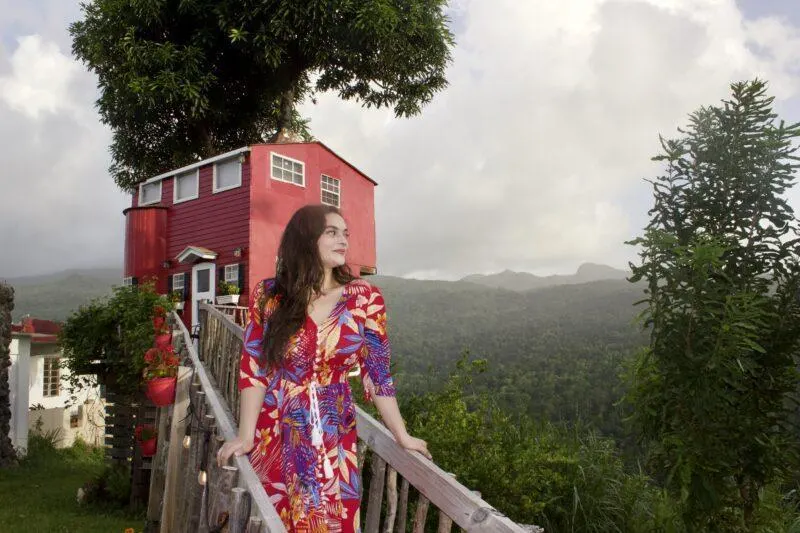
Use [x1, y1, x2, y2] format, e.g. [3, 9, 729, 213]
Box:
[145, 376, 177, 406]
[143, 344, 179, 406]
[135, 424, 157, 457]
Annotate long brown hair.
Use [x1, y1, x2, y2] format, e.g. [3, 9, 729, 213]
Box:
[262, 204, 355, 368]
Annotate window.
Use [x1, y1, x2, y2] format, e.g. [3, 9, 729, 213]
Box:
[43, 357, 61, 397]
[197, 269, 210, 292]
[321, 175, 341, 207]
[271, 153, 304, 186]
[174, 170, 199, 203]
[122, 277, 134, 287]
[172, 273, 185, 292]
[224, 264, 239, 284]
[214, 158, 242, 193]
[139, 181, 162, 205]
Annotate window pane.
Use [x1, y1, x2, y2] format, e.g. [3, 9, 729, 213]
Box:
[216, 160, 241, 189]
[142, 183, 160, 204]
[197, 269, 210, 292]
[176, 171, 197, 200]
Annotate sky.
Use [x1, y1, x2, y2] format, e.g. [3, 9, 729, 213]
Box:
[2, 0, 800, 281]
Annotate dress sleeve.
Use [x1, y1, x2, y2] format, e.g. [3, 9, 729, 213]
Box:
[359, 286, 396, 399]
[238, 279, 272, 390]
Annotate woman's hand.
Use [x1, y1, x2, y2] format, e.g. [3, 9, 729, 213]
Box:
[216, 436, 255, 467]
[398, 433, 432, 460]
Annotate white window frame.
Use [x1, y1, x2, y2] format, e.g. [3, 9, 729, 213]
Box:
[224, 264, 239, 284]
[122, 277, 134, 287]
[173, 169, 200, 204]
[138, 181, 162, 206]
[270, 152, 305, 187]
[213, 157, 243, 193]
[172, 273, 185, 292]
[42, 357, 61, 398]
[320, 175, 341, 207]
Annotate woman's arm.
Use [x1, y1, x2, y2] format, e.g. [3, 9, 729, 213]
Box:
[373, 394, 431, 459]
[361, 286, 431, 459]
[218, 280, 271, 466]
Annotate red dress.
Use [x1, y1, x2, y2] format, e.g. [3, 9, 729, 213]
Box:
[238, 278, 396, 532]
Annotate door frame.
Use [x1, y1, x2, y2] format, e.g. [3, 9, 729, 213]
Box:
[191, 261, 217, 330]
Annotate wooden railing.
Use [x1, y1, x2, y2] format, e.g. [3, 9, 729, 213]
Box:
[145, 312, 287, 532]
[212, 304, 249, 328]
[187, 303, 539, 533]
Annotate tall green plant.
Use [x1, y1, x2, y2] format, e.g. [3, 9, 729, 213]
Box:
[59, 283, 170, 398]
[627, 79, 800, 530]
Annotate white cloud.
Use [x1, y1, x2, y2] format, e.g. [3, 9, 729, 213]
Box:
[2, 0, 800, 280]
[0, 35, 80, 119]
[302, 0, 800, 278]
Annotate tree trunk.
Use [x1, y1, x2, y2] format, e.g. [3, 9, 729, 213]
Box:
[0, 283, 18, 467]
[270, 85, 297, 144]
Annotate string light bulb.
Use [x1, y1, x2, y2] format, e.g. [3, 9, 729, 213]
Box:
[198, 469, 207, 486]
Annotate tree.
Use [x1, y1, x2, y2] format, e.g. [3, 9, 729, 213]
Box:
[70, 0, 454, 191]
[627, 80, 800, 530]
[0, 282, 18, 467]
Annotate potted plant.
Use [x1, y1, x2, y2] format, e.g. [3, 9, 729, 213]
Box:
[143, 345, 179, 406]
[216, 281, 241, 305]
[134, 424, 157, 457]
[169, 290, 184, 311]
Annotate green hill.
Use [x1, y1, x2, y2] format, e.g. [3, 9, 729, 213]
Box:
[5, 267, 646, 434]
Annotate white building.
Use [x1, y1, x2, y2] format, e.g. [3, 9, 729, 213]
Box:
[9, 318, 105, 455]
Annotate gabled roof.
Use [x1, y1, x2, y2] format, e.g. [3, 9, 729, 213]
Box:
[176, 245, 218, 264]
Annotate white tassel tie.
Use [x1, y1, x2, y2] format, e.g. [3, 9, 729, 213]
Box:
[309, 381, 334, 479]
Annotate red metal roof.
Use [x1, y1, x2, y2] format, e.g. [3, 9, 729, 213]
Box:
[11, 317, 61, 344]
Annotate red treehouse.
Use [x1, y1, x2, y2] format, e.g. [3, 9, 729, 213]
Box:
[123, 142, 378, 328]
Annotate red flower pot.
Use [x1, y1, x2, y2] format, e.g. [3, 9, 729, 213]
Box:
[140, 437, 157, 457]
[153, 316, 166, 331]
[146, 377, 177, 406]
[154, 333, 172, 349]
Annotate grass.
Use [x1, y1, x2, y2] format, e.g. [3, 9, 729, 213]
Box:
[0, 434, 145, 533]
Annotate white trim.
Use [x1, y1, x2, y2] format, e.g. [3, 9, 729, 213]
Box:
[320, 174, 341, 207]
[173, 169, 200, 204]
[142, 147, 250, 185]
[213, 157, 243, 193]
[270, 152, 305, 187]
[223, 263, 239, 284]
[122, 276, 134, 287]
[138, 181, 162, 206]
[176, 246, 218, 264]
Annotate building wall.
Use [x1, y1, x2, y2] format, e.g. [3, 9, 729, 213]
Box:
[28, 399, 106, 448]
[247, 143, 377, 301]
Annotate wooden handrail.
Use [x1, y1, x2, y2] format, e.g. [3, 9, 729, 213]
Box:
[196, 303, 533, 533]
[173, 311, 287, 532]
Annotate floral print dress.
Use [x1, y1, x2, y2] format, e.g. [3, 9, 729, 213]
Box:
[238, 278, 396, 532]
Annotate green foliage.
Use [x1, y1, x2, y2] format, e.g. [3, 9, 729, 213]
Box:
[400, 355, 683, 532]
[81, 462, 133, 510]
[0, 437, 142, 531]
[69, 0, 454, 190]
[59, 282, 171, 397]
[218, 281, 240, 296]
[626, 79, 800, 530]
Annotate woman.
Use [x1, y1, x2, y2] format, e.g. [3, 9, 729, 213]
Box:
[217, 204, 429, 531]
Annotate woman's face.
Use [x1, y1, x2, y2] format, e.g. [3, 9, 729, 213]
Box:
[317, 213, 349, 270]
